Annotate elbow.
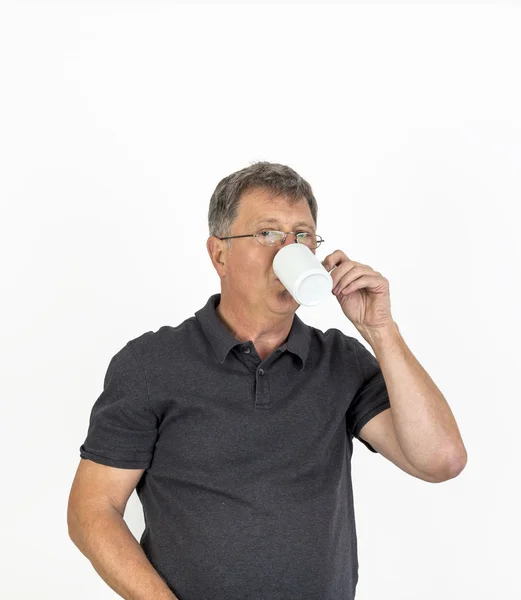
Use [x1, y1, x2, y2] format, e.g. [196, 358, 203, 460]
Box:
[67, 503, 82, 544]
[429, 444, 468, 483]
[449, 444, 468, 478]
[67, 500, 90, 545]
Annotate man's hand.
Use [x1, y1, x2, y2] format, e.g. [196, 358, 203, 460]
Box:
[322, 250, 394, 333]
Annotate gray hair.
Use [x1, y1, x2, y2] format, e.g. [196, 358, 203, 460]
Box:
[208, 161, 318, 249]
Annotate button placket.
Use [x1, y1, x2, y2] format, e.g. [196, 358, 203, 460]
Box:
[254, 365, 270, 408]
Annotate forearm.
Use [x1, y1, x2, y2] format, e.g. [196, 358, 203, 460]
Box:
[68, 505, 178, 600]
[360, 322, 467, 477]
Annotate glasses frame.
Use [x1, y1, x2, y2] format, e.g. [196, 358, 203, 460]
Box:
[216, 229, 325, 249]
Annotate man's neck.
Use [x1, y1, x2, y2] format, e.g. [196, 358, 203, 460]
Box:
[216, 296, 293, 358]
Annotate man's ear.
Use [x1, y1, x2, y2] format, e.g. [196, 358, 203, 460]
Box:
[207, 236, 227, 279]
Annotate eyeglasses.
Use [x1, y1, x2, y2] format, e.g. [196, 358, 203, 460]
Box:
[217, 229, 324, 249]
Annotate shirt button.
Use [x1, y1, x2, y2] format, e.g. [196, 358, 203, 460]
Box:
[258, 368, 265, 376]
[244, 347, 250, 353]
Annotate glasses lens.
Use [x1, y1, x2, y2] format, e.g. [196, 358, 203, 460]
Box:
[257, 230, 320, 248]
[296, 232, 319, 248]
[257, 230, 280, 245]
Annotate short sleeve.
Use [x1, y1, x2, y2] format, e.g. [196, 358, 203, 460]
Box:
[346, 338, 391, 453]
[79, 341, 159, 469]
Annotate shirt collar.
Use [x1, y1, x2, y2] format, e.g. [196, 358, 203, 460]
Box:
[194, 293, 311, 371]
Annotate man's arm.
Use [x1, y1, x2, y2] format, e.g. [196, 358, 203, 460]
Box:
[358, 322, 467, 481]
[360, 407, 447, 482]
[68, 505, 177, 600]
[67, 459, 178, 600]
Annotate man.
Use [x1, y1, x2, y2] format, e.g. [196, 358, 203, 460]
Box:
[68, 161, 467, 600]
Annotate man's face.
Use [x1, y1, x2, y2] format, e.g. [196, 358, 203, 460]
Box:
[212, 187, 317, 313]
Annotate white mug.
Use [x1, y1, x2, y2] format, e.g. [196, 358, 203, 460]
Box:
[272, 243, 333, 306]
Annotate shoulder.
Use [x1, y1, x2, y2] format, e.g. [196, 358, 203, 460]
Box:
[125, 317, 198, 365]
[311, 324, 360, 355]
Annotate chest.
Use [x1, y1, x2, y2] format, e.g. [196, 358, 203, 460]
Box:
[147, 354, 357, 483]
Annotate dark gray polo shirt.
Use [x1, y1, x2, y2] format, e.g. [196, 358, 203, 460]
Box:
[79, 292, 390, 600]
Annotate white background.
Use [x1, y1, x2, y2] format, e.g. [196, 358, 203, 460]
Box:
[1, 2, 520, 599]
